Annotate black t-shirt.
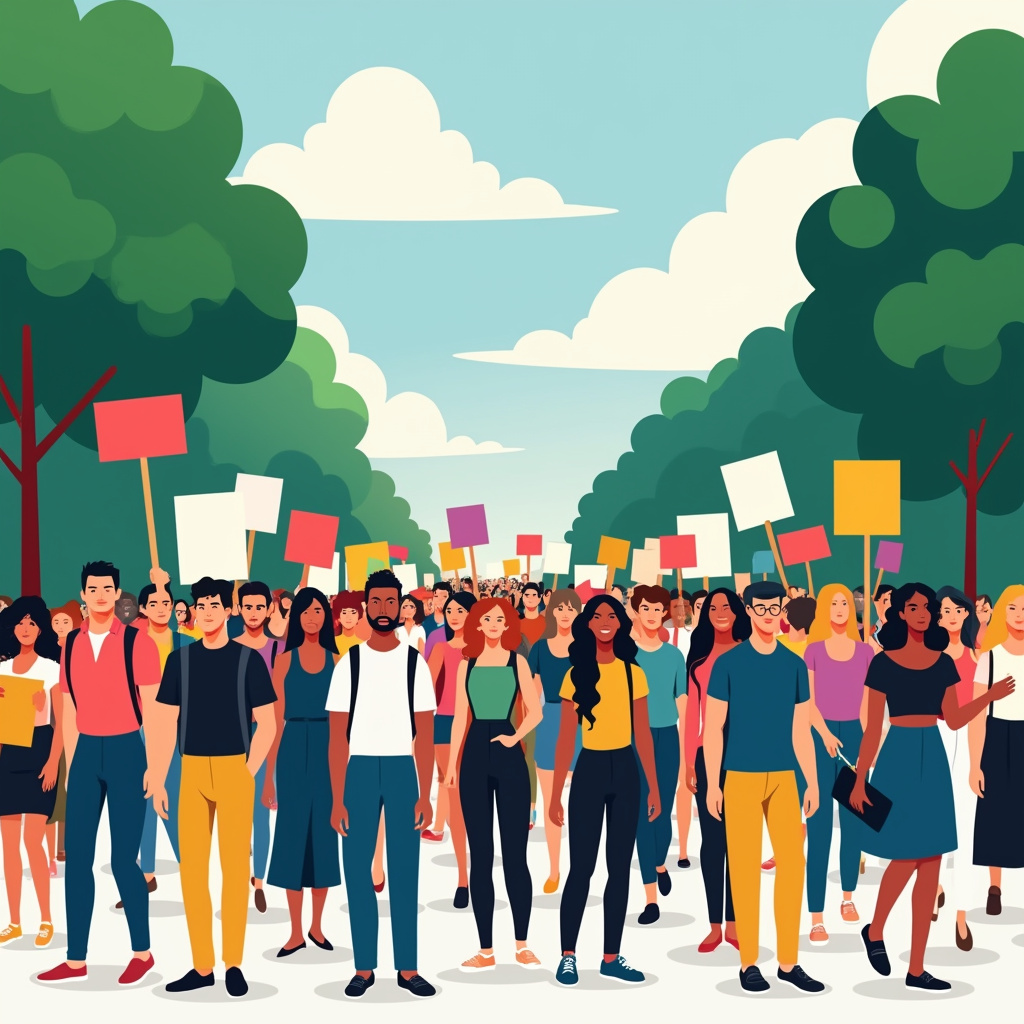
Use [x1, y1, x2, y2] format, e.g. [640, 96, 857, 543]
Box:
[157, 642, 276, 756]
[865, 651, 959, 717]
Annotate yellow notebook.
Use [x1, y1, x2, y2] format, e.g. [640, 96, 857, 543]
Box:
[0, 677, 45, 747]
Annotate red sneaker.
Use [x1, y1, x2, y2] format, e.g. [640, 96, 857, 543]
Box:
[420, 830, 444, 843]
[37, 963, 87, 983]
[119, 953, 155, 985]
[761, 858, 776, 871]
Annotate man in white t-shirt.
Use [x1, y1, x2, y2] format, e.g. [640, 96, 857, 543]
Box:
[326, 569, 437, 1000]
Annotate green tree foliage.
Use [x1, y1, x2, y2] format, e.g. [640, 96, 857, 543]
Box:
[566, 306, 1024, 594]
[792, 29, 1024, 595]
[0, 0, 306, 444]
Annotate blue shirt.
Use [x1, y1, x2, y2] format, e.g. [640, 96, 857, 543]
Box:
[707, 640, 809, 773]
[635, 644, 687, 728]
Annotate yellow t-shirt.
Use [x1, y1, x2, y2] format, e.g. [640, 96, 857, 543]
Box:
[778, 635, 807, 659]
[149, 629, 174, 673]
[336, 633, 363, 657]
[559, 659, 649, 751]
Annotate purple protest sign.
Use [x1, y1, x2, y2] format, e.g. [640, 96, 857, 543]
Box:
[874, 540, 903, 574]
[447, 504, 489, 549]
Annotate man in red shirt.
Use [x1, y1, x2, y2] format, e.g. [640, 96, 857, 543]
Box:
[38, 561, 162, 986]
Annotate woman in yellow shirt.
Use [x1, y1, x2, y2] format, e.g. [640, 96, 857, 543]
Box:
[549, 594, 660, 987]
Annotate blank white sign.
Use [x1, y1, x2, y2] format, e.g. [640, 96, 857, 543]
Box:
[394, 563, 418, 593]
[544, 542, 572, 576]
[631, 548, 661, 587]
[676, 513, 732, 579]
[485, 562, 504, 580]
[234, 473, 284, 534]
[423, 573, 435, 588]
[720, 451, 794, 532]
[175, 492, 249, 585]
[307, 552, 340, 595]
[574, 564, 608, 587]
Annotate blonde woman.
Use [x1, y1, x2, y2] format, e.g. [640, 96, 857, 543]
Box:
[802, 584, 875, 943]
[971, 585, 1024, 918]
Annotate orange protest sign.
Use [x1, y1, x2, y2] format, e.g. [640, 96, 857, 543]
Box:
[438, 542, 467, 574]
[345, 541, 391, 591]
[597, 535, 630, 570]
[833, 461, 901, 536]
[503, 558, 522, 577]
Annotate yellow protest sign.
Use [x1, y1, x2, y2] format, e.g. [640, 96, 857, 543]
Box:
[438, 542, 467, 574]
[833, 461, 901, 536]
[344, 541, 391, 591]
[597, 535, 630, 570]
[503, 558, 522, 577]
[0, 676, 44, 747]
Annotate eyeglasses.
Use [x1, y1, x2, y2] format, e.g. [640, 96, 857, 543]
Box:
[752, 603, 783, 616]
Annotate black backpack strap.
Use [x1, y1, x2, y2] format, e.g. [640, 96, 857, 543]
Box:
[270, 640, 278, 671]
[123, 626, 142, 727]
[408, 646, 419, 740]
[238, 647, 252, 756]
[626, 659, 635, 739]
[179, 643, 190, 756]
[346, 644, 360, 742]
[507, 649, 521, 720]
[988, 649, 994, 719]
[64, 630, 78, 710]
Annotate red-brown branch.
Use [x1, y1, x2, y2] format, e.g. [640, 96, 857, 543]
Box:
[949, 460, 968, 487]
[976, 418, 987, 448]
[0, 374, 20, 426]
[979, 432, 1013, 490]
[0, 444, 20, 482]
[36, 366, 117, 460]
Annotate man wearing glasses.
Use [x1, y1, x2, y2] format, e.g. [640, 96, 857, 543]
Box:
[702, 582, 823, 995]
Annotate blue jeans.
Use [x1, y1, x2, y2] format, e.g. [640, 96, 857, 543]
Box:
[635, 725, 681, 884]
[140, 733, 181, 874]
[343, 756, 420, 971]
[65, 732, 150, 960]
[251, 723, 270, 879]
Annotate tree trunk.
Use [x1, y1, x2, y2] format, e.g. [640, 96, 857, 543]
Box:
[963, 431, 979, 603]
[20, 326, 40, 596]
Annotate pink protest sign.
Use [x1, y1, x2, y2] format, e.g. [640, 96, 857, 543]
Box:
[447, 504, 489, 549]
[777, 525, 831, 566]
[874, 540, 903, 574]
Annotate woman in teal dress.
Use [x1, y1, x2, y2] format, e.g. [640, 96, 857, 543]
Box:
[263, 588, 341, 956]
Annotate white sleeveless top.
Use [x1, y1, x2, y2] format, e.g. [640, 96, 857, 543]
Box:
[974, 647, 1024, 721]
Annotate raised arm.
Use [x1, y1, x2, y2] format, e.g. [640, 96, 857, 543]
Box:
[943, 674, 1014, 731]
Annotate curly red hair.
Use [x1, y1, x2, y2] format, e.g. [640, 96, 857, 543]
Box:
[462, 598, 522, 659]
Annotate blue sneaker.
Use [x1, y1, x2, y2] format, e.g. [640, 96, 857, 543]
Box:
[599, 955, 645, 983]
[555, 955, 578, 985]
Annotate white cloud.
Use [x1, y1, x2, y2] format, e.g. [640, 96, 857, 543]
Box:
[296, 305, 520, 458]
[455, 119, 859, 370]
[233, 67, 615, 221]
[867, 0, 1024, 107]
[456, 0, 1024, 373]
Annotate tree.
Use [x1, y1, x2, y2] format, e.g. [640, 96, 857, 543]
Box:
[0, 0, 306, 589]
[792, 29, 1024, 598]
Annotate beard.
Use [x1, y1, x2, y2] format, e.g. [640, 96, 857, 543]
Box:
[371, 614, 401, 633]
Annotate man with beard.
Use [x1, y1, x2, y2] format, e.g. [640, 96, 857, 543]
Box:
[326, 569, 437, 999]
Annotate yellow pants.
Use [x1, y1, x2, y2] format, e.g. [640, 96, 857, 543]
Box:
[179, 754, 254, 970]
[724, 770, 804, 967]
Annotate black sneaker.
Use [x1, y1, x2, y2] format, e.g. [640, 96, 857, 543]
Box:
[225, 967, 248, 998]
[345, 972, 375, 998]
[165, 969, 215, 993]
[677, 857, 691, 869]
[453, 886, 469, 909]
[638, 903, 660, 925]
[861, 923, 891, 977]
[906, 971, 951, 992]
[657, 870, 672, 896]
[397, 973, 436, 998]
[777, 965, 825, 993]
[739, 966, 770, 993]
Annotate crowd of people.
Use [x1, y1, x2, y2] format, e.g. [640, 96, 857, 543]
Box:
[0, 565, 1020, 999]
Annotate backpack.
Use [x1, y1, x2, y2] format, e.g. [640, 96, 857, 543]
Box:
[64, 626, 142, 727]
[178, 643, 253, 756]
[346, 644, 419, 743]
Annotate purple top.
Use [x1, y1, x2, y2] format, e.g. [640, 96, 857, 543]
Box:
[804, 640, 874, 721]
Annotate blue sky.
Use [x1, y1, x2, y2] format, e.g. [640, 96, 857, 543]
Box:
[81, 0, 905, 571]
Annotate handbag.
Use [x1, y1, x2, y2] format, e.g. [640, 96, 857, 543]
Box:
[830, 749, 892, 832]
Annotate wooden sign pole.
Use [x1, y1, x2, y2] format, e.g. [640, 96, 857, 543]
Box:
[806, 562, 815, 599]
[605, 566, 616, 594]
[874, 566, 884, 598]
[676, 568, 683, 597]
[552, 574, 559, 591]
[764, 519, 789, 591]
[703, 576, 709, 591]
[139, 456, 159, 570]
[246, 529, 256, 577]
[468, 547, 480, 599]
[526, 555, 531, 581]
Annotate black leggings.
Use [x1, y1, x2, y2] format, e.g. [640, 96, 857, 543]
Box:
[695, 746, 734, 925]
[459, 721, 533, 948]
[560, 746, 639, 954]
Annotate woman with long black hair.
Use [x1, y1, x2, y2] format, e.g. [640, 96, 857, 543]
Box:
[263, 587, 341, 956]
[550, 595, 660, 986]
[0, 597, 63, 948]
[854, 584, 1013, 991]
[682, 588, 749, 952]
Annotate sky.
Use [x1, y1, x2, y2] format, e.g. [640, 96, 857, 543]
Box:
[80, 0, 906, 572]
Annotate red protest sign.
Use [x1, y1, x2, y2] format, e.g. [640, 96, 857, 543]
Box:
[659, 534, 698, 570]
[389, 545, 409, 562]
[516, 534, 543, 557]
[574, 579, 602, 605]
[94, 395, 187, 462]
[777, 525, 831, 567]
[284, 511, 339, 569]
